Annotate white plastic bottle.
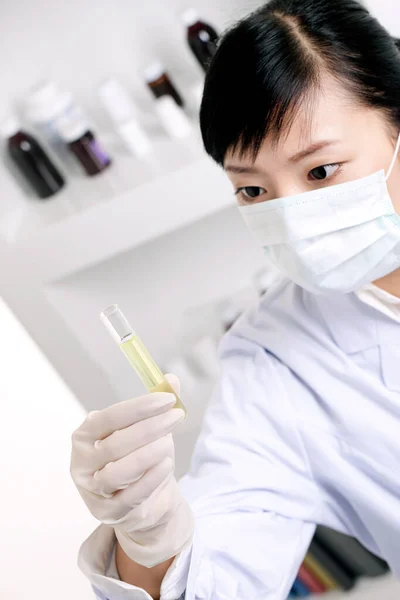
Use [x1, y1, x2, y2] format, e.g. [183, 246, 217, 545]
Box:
[22, 81, 86, 172]
[143, 61, 192, 139]
[98, 79, 152, 158]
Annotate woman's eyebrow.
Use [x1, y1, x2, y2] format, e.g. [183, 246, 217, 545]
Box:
[289, 140, 340, 163]
[224, 164, 264, 174]
[225, 140, 340, 173]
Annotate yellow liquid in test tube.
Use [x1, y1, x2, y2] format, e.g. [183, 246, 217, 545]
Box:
[100, 304, 186, 416]
[120, 334, 186, 414]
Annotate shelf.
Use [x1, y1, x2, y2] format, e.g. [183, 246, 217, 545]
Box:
[12, 138, 235, 283]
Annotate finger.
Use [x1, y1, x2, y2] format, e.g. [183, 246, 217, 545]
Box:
[92, 434, 174, 497]
[76, 457, 175, 524]
[72, 391, 176, 443]
[115, 456, 174, 509]
[164, 373, 181, 397]
[92, 408, 185, 471]
[102, 457, 175, 523]
[117, 477, 182, 531]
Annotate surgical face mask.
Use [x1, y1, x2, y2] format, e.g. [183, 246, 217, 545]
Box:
[238, 134, 400, 294]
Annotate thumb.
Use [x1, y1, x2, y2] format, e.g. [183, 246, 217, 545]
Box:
[164, 373, 181, 397]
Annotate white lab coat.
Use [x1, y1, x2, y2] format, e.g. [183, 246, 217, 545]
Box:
[79, 277, 400, 599]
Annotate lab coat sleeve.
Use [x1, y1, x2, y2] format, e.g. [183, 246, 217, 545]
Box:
[78, 330, 321, 599]
[78, 521, 190, 599]
[165, 332, 322, 599]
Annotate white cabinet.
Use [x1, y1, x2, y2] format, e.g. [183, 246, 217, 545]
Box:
[16, 152, 234, 282]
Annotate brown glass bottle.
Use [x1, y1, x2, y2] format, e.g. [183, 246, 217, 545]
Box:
[57, 115, 111, 176]
[144, 61, 184, 107]
[68, 130, 111, 176]
[1, 116, 65, 199]
[182, 9, 219, 72]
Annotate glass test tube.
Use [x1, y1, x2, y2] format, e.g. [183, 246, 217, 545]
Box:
[100, 305, 186, 415]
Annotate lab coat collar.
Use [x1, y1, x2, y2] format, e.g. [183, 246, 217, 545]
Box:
[307, 290, 381, 355]
[247, 279, 379, 357]
[240, 278, 400, 387]
[301, 283, 400, 393]
[307, 285, 400, 371]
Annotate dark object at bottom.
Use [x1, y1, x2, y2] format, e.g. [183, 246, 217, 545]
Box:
[315, 526, 389, 579]
[309, 538, 356, 590]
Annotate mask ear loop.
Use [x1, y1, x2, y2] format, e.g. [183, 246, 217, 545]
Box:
[385, 132, 400, 181]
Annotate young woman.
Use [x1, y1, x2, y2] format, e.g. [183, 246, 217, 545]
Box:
[71, 1, 400, 598]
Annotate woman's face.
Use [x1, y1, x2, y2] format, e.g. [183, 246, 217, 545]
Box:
[224, 77, 400, 212]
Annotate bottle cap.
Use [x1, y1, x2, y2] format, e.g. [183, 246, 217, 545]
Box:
[0, 115, 20, 139]
[181, 8, 200, 27]
[56, 113, 88, 143]
[98, 79, 137, 124]
[23, 81, 72, 123]
[143, 60, 166, 83]
[26, 81, 58, 108]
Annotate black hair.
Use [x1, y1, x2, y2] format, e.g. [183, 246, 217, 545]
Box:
[200, 0, 400, 166]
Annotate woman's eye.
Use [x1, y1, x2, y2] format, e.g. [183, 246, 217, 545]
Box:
[236, 186, 266, 200]
[308, 163, 339, 181]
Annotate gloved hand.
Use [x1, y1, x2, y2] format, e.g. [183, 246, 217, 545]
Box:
[70, 374, 195, 568]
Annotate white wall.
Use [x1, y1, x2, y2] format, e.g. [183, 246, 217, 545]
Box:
[0, 0, 396, 118]
[0, 0, 261, 120]
[0, 296, 97, 600]
[366, 1, 400, 36]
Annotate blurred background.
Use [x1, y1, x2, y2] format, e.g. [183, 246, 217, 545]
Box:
[0, 0, 399, 598]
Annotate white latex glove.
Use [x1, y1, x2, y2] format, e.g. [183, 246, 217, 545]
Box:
[70, 374, 195, 568]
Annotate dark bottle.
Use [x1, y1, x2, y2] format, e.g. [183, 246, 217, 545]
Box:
[0, 116, 65, 199]
[143, 60, 184, 108]
[56, 114, 111, 177]
[181, 9, 219, 72]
